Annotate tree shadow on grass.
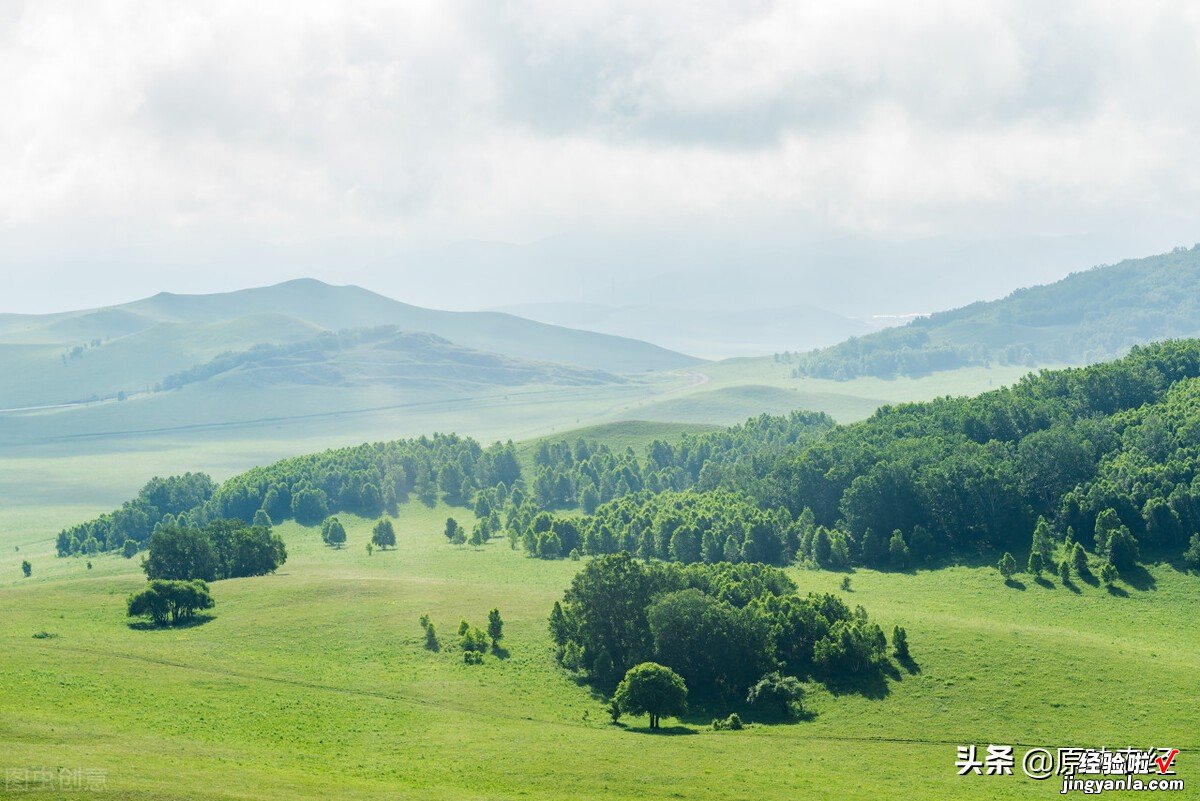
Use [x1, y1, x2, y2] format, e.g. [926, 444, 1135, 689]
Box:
[491, 645, 510, 660]
[1004, 578, 1026, 590]
[626, 724, 698, 736]
[1120, 564, 1157, 592]
[1033, 576, 1055, 589]
[127, 614, 215, 631]
[822, 668, 890, 700]
[1078, 569, 1099, 588]
[1106, 584, 1129, 597]
[897, 654, 922, 675]
[1061, 578, 1082, 594]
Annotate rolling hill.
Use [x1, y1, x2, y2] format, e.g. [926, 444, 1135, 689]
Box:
[0, 279, 699, 411]
[157, 327, 622, 392]
[789, 244, 1200, 379]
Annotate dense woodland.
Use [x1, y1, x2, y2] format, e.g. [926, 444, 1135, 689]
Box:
[786, 245, 1200, 379]
[61, 341, 1200, 580]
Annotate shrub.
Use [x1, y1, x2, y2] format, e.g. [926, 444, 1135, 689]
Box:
[712, 713, 743, 731]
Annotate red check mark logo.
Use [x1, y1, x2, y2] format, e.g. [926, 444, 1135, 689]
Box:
[1155, 749, 1179, 774]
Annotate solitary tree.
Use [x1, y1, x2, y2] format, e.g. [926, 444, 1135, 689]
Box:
[372, 518, 396, 549]
[487, 608, 504, 647]
[127, 579, 214, 626]
[1099, 561, 1118, 586]
[613, 662, 688, 730]
[892, 625, 909, 660]
[1058, 559, 1071, 583]
[997, 552, 1017, 581]
[321, 517, 347, 548]
[122, 539, 139, 559]
[1027, 550, 1043, 578]
[746, 672, 805, 717]
[21, 560, 31, 578]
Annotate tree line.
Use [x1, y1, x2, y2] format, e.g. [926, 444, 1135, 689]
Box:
[58, 434, 520, 556]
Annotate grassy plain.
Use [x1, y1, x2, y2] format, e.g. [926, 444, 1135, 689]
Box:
[1, 498, 1196, 800]
[5, 360, 1191, 800]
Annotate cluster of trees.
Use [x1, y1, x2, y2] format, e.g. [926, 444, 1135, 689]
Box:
[127, 579, 214, 626]
[789, 245, 1200, 380]
[142, 521, 286, 581]
[509, 346, 1200, 574]
[760, 342, 1200, 570]
[518, 490, 797, 565]
[57, 473, 216, 556]
[551, 554, 893, 701]
[58, 434, 521, 556]
[455, 610, 503, 664]
[527, 412, 833, 511]
[788, 328, 981, 380]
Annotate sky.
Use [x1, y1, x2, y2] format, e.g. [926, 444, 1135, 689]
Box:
[2, 0, 1200, 316]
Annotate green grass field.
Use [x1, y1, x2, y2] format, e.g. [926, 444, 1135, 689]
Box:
[2, 498, 1196, 800]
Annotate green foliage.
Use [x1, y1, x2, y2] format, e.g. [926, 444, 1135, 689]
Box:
[127, 579, 214, 626]
[1059, 560, 1071, 583]
[21, 560, 31, 578]
[321, 517, 347, 548]
[371, 518, 396, 549]
[997, 552, 1017, 580]
[143, 521, 286, 581]
[1071, 543, 1089, 575]
[711, 712, 743, 731]
[554, 554, 892, 699]
[122, 539, 139, 559]
[1185, 532, 1200, 568]
[892, 625, 909, 660]
[444, 517, 465, 545]
[57, 472, 215, 556]
[59, 435, 521, 555]
[1099, 562, 1118, 586]
[746, 672, 805, 716]
[460, 625, 489, 655]
[1027, 550, 1043, 577]
[614, 662, 688, 730]
[487, 609, 503, 646]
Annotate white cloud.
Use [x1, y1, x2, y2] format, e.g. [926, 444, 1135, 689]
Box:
[1, 0, 1199, 311]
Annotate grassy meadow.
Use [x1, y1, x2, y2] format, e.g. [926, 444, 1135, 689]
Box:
[2, 497, 1196, 800]
[3, 360, 1193, 800]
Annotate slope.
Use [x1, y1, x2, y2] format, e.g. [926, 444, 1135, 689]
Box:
[790, 244, 1200, 379]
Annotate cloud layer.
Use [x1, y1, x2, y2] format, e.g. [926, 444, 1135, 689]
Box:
[2, 1, 1199, 312]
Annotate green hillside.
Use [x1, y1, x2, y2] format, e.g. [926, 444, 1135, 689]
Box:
[0, 279, 699, 375]
[158, 327, 621, 392]
[789, 244, 1200, 379]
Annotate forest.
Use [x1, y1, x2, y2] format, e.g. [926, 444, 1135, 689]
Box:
[59, 341, 1200, 579]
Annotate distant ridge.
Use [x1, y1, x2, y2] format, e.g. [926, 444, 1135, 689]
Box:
[786, 245, 1200, 380]
[0, 278, 700, 374]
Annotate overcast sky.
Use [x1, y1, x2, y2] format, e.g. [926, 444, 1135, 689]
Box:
[3, 1, 1199, 315]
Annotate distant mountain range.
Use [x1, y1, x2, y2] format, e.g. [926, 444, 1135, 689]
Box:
[0, 279, 697, 409]
[788, 245, 1200, 380]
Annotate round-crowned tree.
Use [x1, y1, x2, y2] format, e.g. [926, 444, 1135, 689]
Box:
[614, 662, 688, 730]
